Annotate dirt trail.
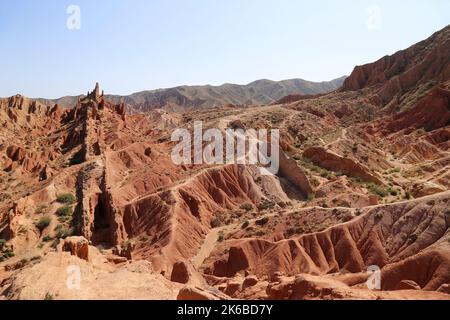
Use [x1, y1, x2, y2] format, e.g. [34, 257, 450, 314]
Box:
[192, 212, 279, 269]
[192, 224, 235, 269]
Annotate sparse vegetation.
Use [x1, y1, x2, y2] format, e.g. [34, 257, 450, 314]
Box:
[18, 225, 28, 235]
[55, 227, 73, 239]
[385, 168, 401, 175]
[374, 212, 383, 221]
[241, 220, 250, 229]
[240, 203, 253, 212]
[255, 217, 270, 226]
[339, 201, 351, 208]
[366, 183, 388, 198]
[1, 247, 15, 262]
[35, 204, 48, 214]
[122, 240, 132, 250]
[36, 216, 52, 231]
[30, 255, 42, 262]
[389, 188, 398, 196]
[310, 177, 320, 187]
[298, 157, 335, 180]
[17, 258, 29, 268]
[56, 193, 76, 205]
[258, 200, 275, 210]
[44, 292, 54, 300]
[286, 226, 305, 237]
[210, 211, 228, 228]
[56, 204, 73, 217]
[210, 217, 222, 228]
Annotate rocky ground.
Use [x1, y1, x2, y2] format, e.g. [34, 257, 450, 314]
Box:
[0, 26, 449, 300]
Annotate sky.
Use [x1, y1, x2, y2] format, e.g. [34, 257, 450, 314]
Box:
[0, 0, 449, 98]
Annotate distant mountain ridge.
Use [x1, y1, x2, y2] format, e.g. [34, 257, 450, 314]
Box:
[36, 76, 346, 112]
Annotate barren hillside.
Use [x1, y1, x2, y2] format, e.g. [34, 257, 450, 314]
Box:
[0, 26, 449, 300]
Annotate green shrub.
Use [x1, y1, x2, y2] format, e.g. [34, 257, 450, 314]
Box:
[258, 200, 275, 210]
[374, 212, 383, 221]
[56, 205, 73, 217]
[36, 216, 51, 231]
[56, 227, 74, 239]
[389, 188, 398, 196]
[210, 218, 222, 228]
[0, 239, 6, 249]
[241, 220, 250, 229]
[122, 240, 132, 250]
[57, 215, 71, 223]
[35, 204, 48, 214]
[18, 258, 29, 268]
[240, 203, 253, 212]
[255, 217, 270, 226]
[366, 183, 388, 198]
[1, 248, 15, 260]
[44, 293, 54, 301]
[18, 225, 28, 235]
[43, 236, 53, 242]
[56, 193, 76, 205]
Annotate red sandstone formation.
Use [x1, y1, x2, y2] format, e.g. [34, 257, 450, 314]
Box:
[343, 25, 450, 107]
[1, 25, 450, 301]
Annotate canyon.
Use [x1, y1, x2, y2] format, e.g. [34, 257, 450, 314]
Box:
[0, 25, 449, 300]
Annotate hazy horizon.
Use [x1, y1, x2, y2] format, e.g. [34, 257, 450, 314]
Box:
[1, 0, 449, 98]
[24, 75, 347, 100]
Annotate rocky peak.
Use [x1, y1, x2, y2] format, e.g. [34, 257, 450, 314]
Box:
[86, 82, 103, 102]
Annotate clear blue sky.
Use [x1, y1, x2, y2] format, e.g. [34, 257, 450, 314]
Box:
[0, 0, 449, 98]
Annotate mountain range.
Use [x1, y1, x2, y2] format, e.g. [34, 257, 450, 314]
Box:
[36, 76, 346, 112]
[1, 25, 450, 301]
